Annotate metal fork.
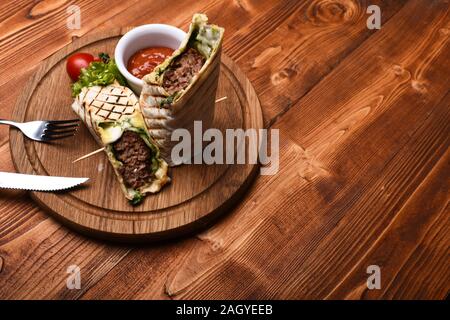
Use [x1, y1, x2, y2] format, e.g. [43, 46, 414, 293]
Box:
[0, 119, 79, 142]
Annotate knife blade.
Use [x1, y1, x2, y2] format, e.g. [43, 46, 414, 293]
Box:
[0, 172, 89, 191]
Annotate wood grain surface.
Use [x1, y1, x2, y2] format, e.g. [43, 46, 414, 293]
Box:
[0, 0, 449, 299]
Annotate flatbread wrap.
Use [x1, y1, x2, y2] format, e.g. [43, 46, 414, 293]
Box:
[72, 83, 170, 204]
[140, 13, 225, 166]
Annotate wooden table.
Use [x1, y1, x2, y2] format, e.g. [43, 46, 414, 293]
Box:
[0, 0, 448, 300]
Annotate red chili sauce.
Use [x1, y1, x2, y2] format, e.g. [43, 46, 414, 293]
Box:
[127, 47, 174, 79]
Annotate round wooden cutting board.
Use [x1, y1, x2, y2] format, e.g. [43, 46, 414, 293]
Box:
[9, 28, 263, 242]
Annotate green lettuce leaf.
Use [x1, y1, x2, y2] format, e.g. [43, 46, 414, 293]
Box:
[71, 58, 127, 97]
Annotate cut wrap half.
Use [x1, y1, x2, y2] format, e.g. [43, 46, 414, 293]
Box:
[72, 83, 170, 204]
[140, 13, 225, 166]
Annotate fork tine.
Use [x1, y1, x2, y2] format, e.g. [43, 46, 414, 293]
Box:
[44, 128, 78, 135]
[46, 123, 79, 129]
[46, 119, 79, 125]
[41, 133, 76, 141]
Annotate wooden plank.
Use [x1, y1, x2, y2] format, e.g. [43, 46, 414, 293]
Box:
[80, 0, 449, 299]
[0, 0, 140, 87]
[327, 134, 449, 299]
[0, 218, 130, 299]
[0, 143, 47, 245]
[381, 202, 449, 299]
[81, 239, 198, 299]
[231, 0, 408, 126]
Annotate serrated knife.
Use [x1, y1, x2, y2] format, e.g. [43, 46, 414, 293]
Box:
[0, 172, 89, 191]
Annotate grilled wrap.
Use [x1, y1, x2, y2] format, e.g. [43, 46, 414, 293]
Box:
[140, 13, 225, 166]
[72, 83, 170, 204]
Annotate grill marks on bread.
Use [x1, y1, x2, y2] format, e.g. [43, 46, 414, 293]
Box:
[83, 86, 137, 121]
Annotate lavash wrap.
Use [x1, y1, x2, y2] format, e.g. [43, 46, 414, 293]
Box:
[140, 13, 225, 166]
[71, 83, 169, 203]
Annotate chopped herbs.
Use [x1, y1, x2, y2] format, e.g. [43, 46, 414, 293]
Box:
[71, 57, 127, 97]
[159, 95, 175, 107]
[130, 191, 143, 205]
[98, 52, 111, 63]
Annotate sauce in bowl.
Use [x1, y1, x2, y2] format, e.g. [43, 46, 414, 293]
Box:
[127, 47, 174, 79]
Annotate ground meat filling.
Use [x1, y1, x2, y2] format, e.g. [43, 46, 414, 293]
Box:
[112, 131, 153, 189]
[162, 48, 205, 95]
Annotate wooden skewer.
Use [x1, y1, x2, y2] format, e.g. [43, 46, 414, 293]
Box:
[215, 96, 227, 103]
[72, 147, 105, 163]
[73, 97, 228, 163]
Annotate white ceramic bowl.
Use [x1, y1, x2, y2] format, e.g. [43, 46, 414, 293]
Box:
[115, 24, 186, 94]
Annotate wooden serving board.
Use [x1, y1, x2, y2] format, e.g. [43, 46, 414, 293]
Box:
[9, 28, 263, 242]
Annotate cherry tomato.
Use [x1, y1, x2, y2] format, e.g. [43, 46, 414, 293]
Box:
[66, 53, 95, 81]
